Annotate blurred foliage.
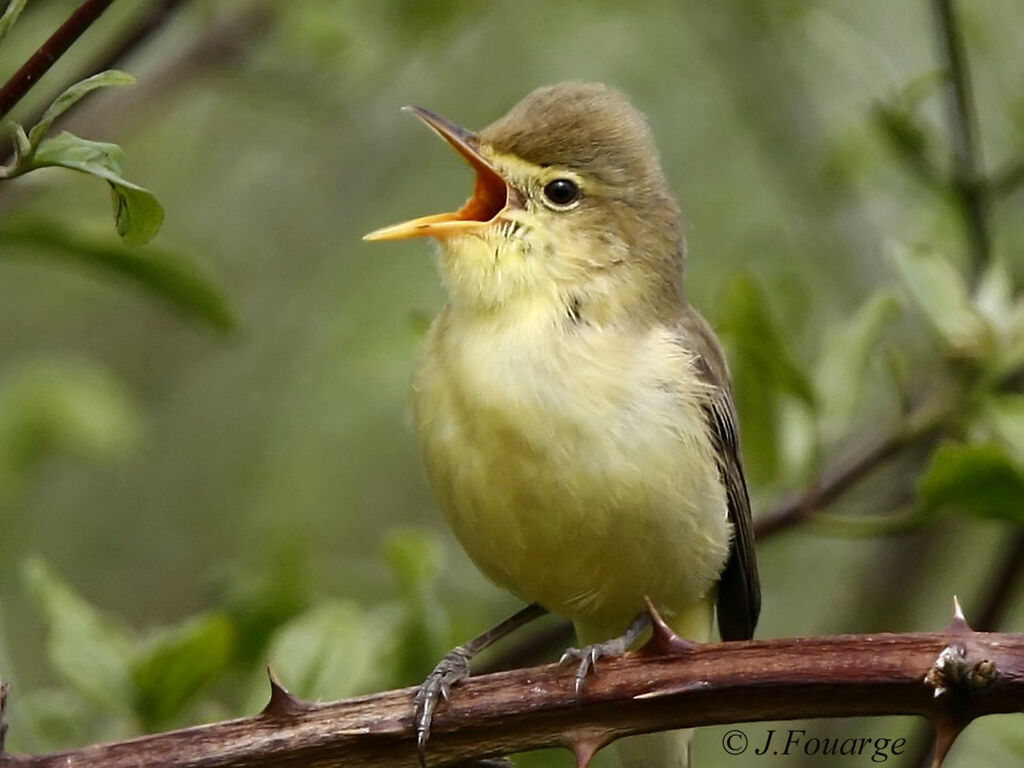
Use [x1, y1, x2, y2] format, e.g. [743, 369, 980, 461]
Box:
[0, 358, 139, 504]
[0, 218, 234, 331]
[0, 2, 1021, 768]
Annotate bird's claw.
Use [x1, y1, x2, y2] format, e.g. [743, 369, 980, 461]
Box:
[414, 647, 472, 767]
[559, 636, 631, 700]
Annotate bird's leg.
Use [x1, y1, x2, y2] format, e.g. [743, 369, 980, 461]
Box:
[415, 602, 547, 767]
[559, 611, 652, 699]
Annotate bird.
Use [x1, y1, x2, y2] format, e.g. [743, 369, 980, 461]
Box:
[365, 82, 760, 768]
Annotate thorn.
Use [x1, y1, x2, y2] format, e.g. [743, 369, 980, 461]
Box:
[641, 596, 697, 656]
[261, 664, 314, 718]
[570, 734, 608, 768]
[929, 717, 968, 768]
[948, 596, 971, 633]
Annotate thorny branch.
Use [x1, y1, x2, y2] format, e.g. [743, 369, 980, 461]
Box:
[0, 605, 1020, 768]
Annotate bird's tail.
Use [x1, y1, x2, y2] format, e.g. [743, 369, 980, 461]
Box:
[574, 598, 713, 768]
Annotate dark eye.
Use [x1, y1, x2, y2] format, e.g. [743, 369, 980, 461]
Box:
[542, 178, 580, 207]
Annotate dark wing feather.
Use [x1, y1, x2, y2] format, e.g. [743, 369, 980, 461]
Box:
[679, 307, 761, 641]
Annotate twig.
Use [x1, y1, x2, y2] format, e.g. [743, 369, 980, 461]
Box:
[0, 620, 1020, 768]
[0, 0, 190, 164]
[976, 529, 1024, 632]
[754, 412, 945, 539]
[0, 681, 8, 756]
[754, 433, 907, 538]
[0, 0, 117, 120]
[932, 0, 990, 284]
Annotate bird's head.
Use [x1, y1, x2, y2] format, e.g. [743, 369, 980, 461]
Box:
[365, 82, 686, 322]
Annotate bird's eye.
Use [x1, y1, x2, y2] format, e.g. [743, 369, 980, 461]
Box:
[542, 178, 580, 208]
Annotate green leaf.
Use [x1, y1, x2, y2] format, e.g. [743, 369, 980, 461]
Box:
[0, 0, 28, 45]
[918, 441, 1024, 523]
[716, 273, 816, 482]
[263, 601, 398, 702]
[718, 274, 816, 407]
[815, 290, 901, 441]
[3, 121, 31, 170]
[108, 178, 164, 245]
[131, 613, 234, 729]
[10, 687, 103, 753]
[31, 132, 163, 244]
[871, 72, 945, 186]
[384, 528, 448, 682]
[1001, 299, 1024, 378]
[974, 256, 1014, 328]
[27, 71, 135, 149]
[385, 527, 444, 599]
[890, 243, 992, 358]
[0, 219, 234, 332]
[22, 558, 136, 714]
[972, 256, 1024, 380]
[981, 395, 1024, 464]
[30, 129, 125, 171]
[874, 102, 930, 164]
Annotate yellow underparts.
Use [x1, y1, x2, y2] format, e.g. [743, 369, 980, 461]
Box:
[412, 286, 731, 630]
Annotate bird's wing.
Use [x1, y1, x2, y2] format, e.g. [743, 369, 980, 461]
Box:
[678, 307, 761, 641]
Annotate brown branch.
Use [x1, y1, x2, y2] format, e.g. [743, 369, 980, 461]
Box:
[0, 0, 117, 120]
[1, 618, 1021, 768]
[0, 0, 190, 163]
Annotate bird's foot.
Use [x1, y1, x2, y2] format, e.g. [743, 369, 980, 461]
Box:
[559, 612, 652, 700]
[414, 645, 473, 767]
[559, 637, 632, 700]
[412, 605, 547, 767]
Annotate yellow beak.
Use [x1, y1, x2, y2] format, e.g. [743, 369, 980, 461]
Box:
[363, 106, 511, 241]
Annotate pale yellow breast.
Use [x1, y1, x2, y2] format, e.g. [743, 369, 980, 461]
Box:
[411, 300, 731, 627]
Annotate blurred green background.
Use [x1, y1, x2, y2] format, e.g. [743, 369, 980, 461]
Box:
[0, 1, 1022, 766]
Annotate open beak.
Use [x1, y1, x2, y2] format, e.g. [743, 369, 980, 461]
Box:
[363, 106, 511, 241]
